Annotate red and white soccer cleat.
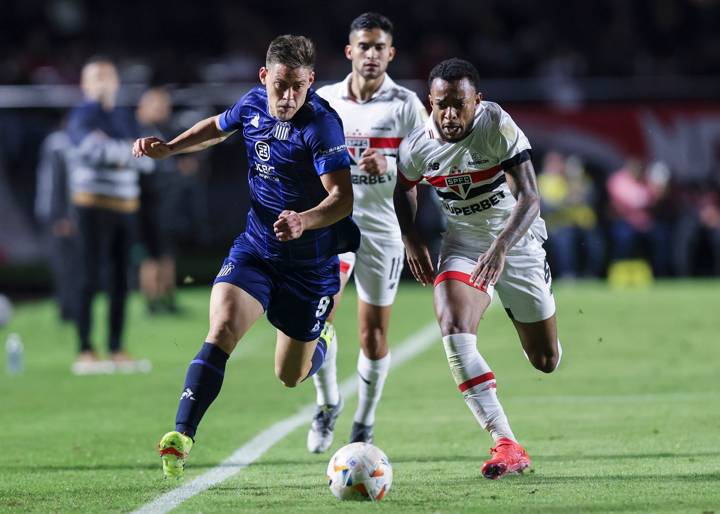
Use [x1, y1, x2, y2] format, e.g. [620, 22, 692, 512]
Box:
[481, 437, 531, 480]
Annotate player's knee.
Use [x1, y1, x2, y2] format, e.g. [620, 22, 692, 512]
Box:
[438, 317, 473, 337]
[275, 365, 302, 388]
[528, 350, 559, 373]
[207, 318, 241, 351]
[359, 326, 387, 360]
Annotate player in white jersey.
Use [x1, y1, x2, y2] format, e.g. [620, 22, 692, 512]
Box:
[306, 12, 428, 453]
[395, 58, 563, 480]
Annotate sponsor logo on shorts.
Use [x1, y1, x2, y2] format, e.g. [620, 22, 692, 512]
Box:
[441, 190, 506, 216]
[217, 262, 235, 277]
[255, 141, 271, 161]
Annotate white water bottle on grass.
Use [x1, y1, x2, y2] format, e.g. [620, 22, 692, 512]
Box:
[5, 333, 23, 375]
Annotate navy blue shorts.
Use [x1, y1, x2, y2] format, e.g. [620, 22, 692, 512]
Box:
[213, 234, 339, 342]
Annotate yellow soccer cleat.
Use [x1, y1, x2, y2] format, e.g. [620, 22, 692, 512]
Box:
[158, 431, 193, 479]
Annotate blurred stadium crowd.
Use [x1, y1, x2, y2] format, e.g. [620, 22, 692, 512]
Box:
[1, 0, 720, 307]
[3, 0, 720, 84]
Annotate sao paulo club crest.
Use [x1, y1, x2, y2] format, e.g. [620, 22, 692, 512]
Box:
[345, 137, 369, 163]
[445, 175, 473, 199]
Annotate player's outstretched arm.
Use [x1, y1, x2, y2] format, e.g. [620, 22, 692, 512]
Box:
[132, 115, 235, 160]
[273, 169, 354, 241]
[470, 160, 541, 286]
[393, 181, 435, 285]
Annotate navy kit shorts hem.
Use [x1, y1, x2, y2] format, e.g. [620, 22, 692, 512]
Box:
[213, 234, 339, 342]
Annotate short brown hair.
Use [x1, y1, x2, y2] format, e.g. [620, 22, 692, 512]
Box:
[266, 35, 315, 69]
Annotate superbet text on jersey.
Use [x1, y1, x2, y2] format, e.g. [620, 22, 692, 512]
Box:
[398, 101, 548, 251]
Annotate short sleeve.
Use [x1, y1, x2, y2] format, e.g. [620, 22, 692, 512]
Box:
[397, 133, 423, 187]
[487, 109, 532, 170]
[218, 101, 244, 133]
[304, 112, 351, 175]
[400, 94, 429, 136]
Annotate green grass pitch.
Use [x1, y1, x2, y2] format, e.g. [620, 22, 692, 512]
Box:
[1, 280, 719, 513]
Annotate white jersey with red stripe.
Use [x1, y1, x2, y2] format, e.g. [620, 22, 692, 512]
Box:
[317, 74, 428, 238]
[398, 100, 547, 254]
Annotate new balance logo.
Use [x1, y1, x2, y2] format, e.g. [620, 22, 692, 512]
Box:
[180, 388, 196, 401]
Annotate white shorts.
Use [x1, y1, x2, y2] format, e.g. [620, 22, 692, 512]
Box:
[339, 235, 404, 307]
[435, 234, 556, 323]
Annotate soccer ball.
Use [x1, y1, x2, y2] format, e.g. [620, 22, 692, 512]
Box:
[326, 442, 393, 501]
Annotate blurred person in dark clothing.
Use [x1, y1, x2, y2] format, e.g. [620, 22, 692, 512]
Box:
[66, 56, 153, 372]
[136, 87, 183, 314]
[538, 151, 604, 278]
[34, 123, 80, 321]
[607, 158, 672, 276]
[673, 181, 720, 276]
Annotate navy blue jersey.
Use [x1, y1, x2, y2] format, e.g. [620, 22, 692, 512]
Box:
[218, 86, 358, 267]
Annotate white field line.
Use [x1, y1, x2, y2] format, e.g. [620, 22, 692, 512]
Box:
[132, 322, 440, 514]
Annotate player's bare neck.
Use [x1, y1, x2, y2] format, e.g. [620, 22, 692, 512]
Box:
[350, 73, 385, 103]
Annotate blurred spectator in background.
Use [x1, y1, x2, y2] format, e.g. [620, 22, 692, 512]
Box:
[136, 88, 181, 314]
[607, 158, 672, 276]
[538, 151, 604, 278]
[673, 181, 720, 276]
[167, 109, 212, 246]
[66, 56, 153, 373]
[34, 118, 80, 321]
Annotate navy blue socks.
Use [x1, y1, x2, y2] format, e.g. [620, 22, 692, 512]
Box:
[175, 342, 229, 439]
[303, 337, 328, 381]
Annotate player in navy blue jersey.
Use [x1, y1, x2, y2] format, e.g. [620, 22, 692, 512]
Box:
[133, 35, 358, 479]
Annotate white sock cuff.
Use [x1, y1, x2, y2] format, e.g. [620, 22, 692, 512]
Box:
[441, 333, 477, 355]
[357, 350, 391, 377]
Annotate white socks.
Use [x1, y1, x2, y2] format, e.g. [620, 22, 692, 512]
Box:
[353, 350, 391, 426]
[442, 333, 515, 442]
[313, 326, 339, 406]
[312, 322, 392, 426]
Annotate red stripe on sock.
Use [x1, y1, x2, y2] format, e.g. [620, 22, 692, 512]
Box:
[458, 372, 496, 392]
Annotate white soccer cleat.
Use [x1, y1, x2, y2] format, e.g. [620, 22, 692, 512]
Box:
[307, 397, 344, 453]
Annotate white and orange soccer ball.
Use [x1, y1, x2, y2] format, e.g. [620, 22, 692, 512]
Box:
[326, 442, 393, 501]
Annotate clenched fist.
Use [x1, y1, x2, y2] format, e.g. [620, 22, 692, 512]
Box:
[133, 137, 173, 160]
[273, 210, 304, 241]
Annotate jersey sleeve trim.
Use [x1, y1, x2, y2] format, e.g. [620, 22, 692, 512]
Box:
[500, 149, 532, 171]
[398, 169, 421, 188]
[217, 112, 234, 132]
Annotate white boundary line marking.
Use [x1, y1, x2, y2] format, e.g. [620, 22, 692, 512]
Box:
[132, 322, 440, 514]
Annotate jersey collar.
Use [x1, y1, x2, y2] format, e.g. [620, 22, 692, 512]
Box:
[342, 73, 397, 103]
